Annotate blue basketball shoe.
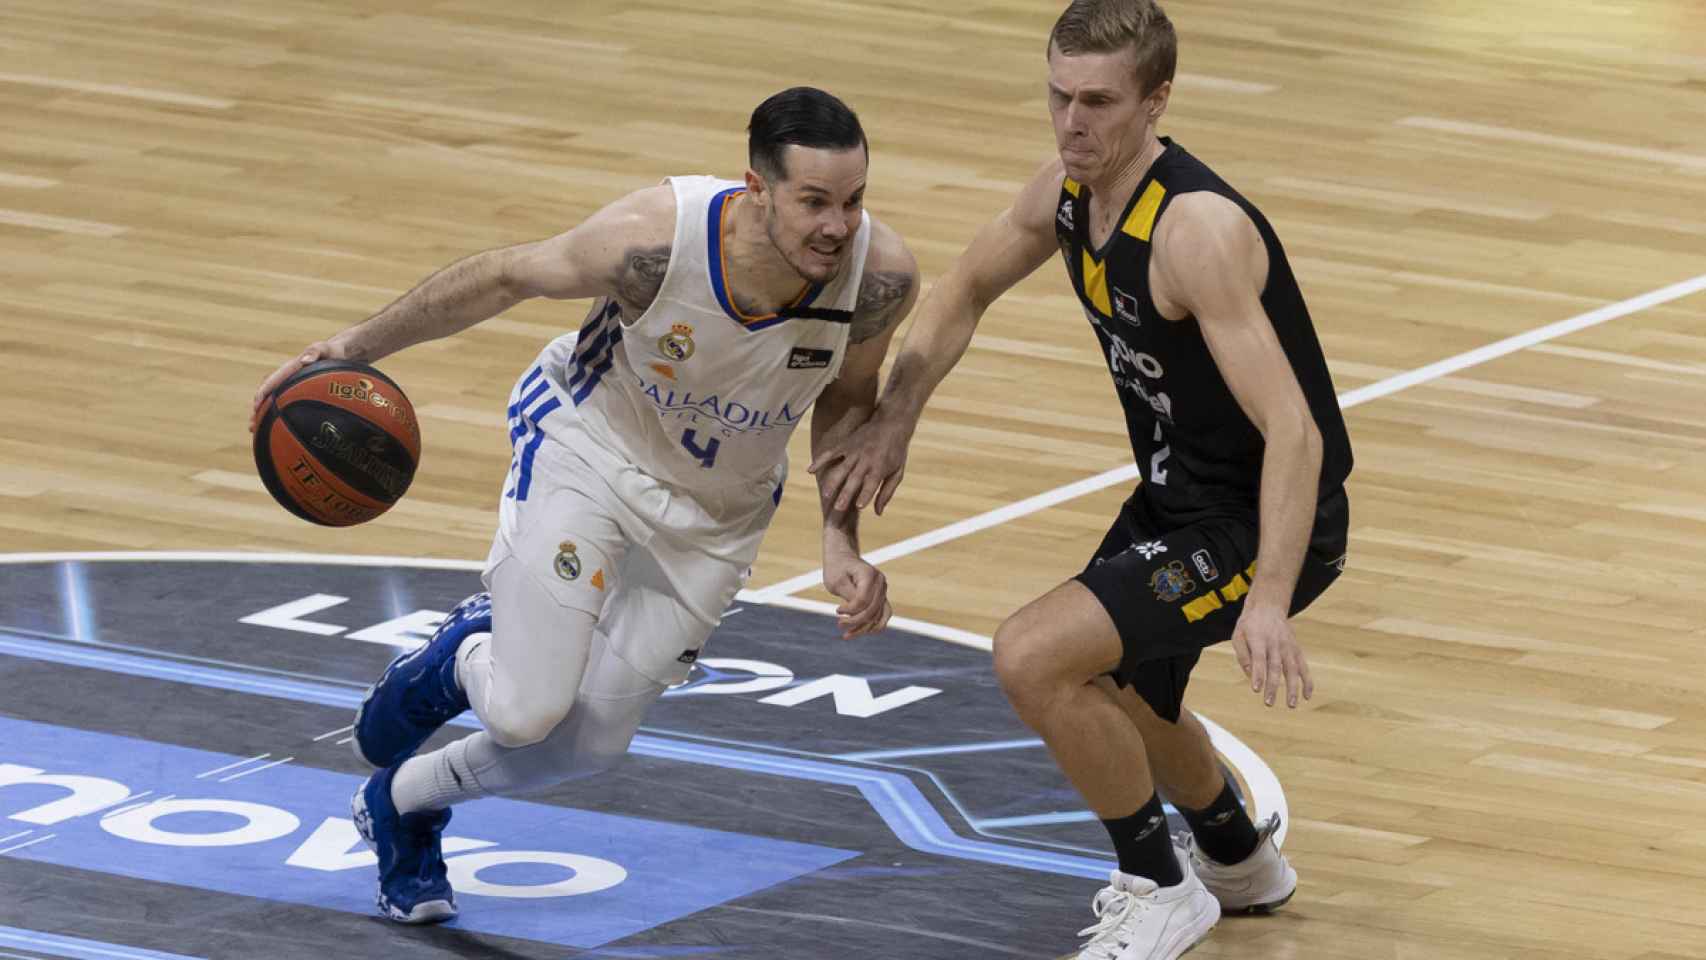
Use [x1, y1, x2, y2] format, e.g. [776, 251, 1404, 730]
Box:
[353, 592, 489, 768]
[351, 764, 456, 924]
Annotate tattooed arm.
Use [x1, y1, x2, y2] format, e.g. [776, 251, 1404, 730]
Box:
[807, 219, 917, 637]
[251, 186, 676, 423]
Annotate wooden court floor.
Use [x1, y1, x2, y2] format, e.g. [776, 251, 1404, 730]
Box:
[3, 1, 1706, 957]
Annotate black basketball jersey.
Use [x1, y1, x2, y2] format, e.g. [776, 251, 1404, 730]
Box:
[1054, 138, 1352, 538]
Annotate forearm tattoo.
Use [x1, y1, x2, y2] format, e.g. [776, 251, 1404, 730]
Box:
[614, 246, 670, 312]
[850, 270, 914, 344]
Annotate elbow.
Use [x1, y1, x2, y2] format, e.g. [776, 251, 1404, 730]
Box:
[493, 244, 545, 302]
[1267, 406, 1322, 468]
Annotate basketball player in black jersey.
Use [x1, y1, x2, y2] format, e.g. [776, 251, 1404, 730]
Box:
[810, 2, 1351, 957]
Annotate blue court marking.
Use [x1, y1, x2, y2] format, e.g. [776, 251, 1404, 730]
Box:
[839, 738, 1046, 762]
[0, 630, 1112, 880]
[0, 926, 204, 960]
[0, 717, 851, 949]
[975, 811, 1103, 828]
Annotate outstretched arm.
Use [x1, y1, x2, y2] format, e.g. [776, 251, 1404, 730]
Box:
[810, 219, 919, 639]
[809, 158, 1066, 513]
[250, 185, 675, 428]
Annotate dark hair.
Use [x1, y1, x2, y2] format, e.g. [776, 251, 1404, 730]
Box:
[747, 87, 867, 182]
[1050, 0, 1177, 97]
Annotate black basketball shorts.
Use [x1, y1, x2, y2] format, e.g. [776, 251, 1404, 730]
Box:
[1073, 492, 1348, 723]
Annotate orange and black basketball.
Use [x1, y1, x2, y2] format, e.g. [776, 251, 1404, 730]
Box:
[252, 360, 421, 527]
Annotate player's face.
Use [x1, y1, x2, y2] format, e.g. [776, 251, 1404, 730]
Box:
[1047, 43, 1166, 184]
[757, 145, 868, 284]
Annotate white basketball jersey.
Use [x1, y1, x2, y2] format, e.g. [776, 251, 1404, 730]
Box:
[533, 175, 869, 492]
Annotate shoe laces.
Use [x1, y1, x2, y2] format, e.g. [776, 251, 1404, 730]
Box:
[1075, 883, 1152, 959]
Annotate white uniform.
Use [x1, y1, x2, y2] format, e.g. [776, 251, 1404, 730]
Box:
[485, 176, 871, 689]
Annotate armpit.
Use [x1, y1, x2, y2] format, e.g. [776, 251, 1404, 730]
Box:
[614, 245, 670, 312]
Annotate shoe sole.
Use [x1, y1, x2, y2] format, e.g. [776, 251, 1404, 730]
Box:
[378, 893, 457, 924]
[1221, 888, 1294, 915]
[352, 777, 459, 925]
[1163, 895, 1220, 960]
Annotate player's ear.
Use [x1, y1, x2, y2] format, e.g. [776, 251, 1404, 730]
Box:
[1144, 80, 1172, 123]
[743, 168, 768, 206]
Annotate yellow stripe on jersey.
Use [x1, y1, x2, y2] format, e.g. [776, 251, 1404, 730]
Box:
[1122, 181, 1167, 242]
[1081, 248, 1111, 317]
[1063, 177, 1082, 198]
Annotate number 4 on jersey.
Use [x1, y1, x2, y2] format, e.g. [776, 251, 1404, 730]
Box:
[682, 428, 720, 468]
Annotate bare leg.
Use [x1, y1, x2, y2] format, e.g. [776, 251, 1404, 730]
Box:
[993, 580, 1151, 817]
[1100, 678, 1224, 810]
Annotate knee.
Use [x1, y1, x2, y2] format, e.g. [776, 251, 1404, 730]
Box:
[484, 700, 572, 749]
[992, 616, 1057, 723]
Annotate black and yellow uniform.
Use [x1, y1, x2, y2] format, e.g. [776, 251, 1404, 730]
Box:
[1058, 138, 1353, 721]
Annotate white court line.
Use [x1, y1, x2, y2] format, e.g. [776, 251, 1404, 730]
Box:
[0, 833, 55, 856]
[219, 756, 293, 782]
[312, 724, 354, 742]
[195, 753, 270, 779]
[748, 271, 1706, 600]
[0, 831, 31, 846]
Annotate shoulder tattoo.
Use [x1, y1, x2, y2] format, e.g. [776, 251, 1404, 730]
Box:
[614, 245, 670, 311]
[850, 269, 914, 344]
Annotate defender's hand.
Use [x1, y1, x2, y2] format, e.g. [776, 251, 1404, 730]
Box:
[251, 341, 344, 432]
[823, 556, 892, 640]
[808, 410, 914, 515]
[1230, 603, 1314, 708]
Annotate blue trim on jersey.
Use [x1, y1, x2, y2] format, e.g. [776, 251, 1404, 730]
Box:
[518, 364, 544, 394]
[705, 187, 827, 331]
[569, 323, 623, 403]
[506, 366, 547, 443]
[511, 396, 562, 501]
[706, 187, 740, 318]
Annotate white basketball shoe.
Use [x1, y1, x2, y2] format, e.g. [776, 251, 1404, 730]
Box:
[1182, 813, 1298, 915]
[1074, 849, 1219, 960]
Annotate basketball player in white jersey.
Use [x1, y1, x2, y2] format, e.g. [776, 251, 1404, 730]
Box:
[249, 87, 919, 924]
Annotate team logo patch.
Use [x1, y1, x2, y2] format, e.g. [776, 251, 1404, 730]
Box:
[1191, 548, 1219, 583]
[788, 347, 834, 370]
[1132, 540, 1168, 560]
[1150, 560, 1197, 603]
[1112, 288, 1141, 327]
[676, 648, 700, 665]
[554, 541, 582, 581]
[1057, 198, 1074, 230]
[658, 324, 696, 362]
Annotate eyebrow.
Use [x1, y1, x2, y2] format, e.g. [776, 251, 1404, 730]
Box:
[798, 184, 865, 198]
[1049, 83, 1121, 98]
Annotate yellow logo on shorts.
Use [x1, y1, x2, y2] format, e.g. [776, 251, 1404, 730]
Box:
[658, 324, 696, 362]
[554, 541, 581, 581]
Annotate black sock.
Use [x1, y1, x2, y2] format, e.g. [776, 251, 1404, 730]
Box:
[1101, 793, 1182, 886]
[1178, 780, 1259, 865]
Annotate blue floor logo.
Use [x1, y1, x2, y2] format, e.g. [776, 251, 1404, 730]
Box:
[0, 716, 854, 948]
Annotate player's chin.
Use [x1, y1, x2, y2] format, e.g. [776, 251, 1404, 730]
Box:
[799, 247, 844, 283]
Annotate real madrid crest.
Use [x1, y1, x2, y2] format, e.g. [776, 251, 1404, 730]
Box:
[1149, 560, 1196, 603]
[554, 540, 582, 581]
[658, 324, 696, 362]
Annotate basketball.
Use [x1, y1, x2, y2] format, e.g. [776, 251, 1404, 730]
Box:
[252, 360, 421, 526]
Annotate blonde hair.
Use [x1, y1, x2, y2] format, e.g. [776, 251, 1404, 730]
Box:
[1049, 0, 1178, 97]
